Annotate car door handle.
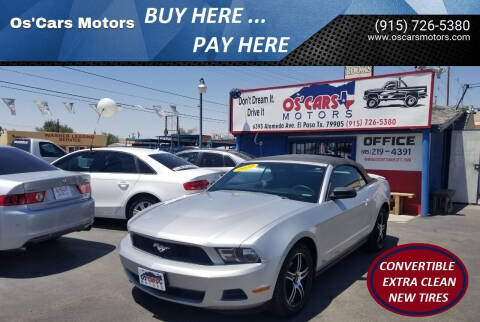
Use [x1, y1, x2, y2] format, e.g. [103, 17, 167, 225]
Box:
[118, 182, 129, 190]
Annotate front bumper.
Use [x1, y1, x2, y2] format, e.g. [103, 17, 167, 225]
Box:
[118, 234, 277, 309]
[0, 198, 94, 250]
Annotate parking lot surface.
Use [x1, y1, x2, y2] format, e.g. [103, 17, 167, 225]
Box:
[1, 205, 479, 322]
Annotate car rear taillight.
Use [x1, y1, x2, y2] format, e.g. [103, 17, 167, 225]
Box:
[0, 191, 45, 206]
[76, 183, 91, 196]
[183, 180, 209, 191]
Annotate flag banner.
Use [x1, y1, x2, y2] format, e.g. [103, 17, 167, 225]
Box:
[89, 103, 100, 115]
[170, 105, 178, 115]
[153, 105, 164, 117]
[2, 98, 16, 115]
[63, 102, 75, 113]
[34, 100, 52, 116]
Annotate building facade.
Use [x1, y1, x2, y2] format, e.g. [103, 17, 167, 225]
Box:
[0, 130, 107, 152]
[230, 70, 469, 215]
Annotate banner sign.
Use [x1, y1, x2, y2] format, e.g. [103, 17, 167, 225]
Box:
[356, 133, 422, 171]
[2, 98, 16, 115]
[34, 100, 51, 116]
[345, 66, 373, 79]
[63, 102, 75, 114]
[1, 2, 479, 62]
[230, 70, 433, 134]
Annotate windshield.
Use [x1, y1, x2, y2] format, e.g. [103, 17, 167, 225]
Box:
[209, 162, 326, 203]
[149, 153, 197, 171]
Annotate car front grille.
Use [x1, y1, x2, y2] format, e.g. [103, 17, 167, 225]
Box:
[130, 233, 213, 265]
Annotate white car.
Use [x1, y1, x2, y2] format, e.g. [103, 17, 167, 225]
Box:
[176, 149, 253, 175]
[52, 148, 222, 219]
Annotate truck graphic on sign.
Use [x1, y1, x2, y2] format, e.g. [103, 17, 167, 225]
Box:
[363, 79, 427, 108]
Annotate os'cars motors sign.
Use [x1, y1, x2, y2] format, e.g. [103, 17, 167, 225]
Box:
[230, 70, 434, 134]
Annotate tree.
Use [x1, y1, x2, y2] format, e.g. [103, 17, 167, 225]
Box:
[102, 132, 119, 145]
[178, 127, 196, 135]
[36, 119, 74, 133]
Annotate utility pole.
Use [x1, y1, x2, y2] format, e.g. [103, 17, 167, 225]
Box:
[164, 116, 168, 136]
[446, 66, 451, 106]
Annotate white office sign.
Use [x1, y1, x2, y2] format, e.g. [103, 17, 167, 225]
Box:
[355, 133, 422, 171]
[344, 66, 373, 79]
[230, 71, 433, 134]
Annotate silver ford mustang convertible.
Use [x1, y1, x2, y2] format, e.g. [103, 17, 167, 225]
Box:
[119, 154, 390, 316]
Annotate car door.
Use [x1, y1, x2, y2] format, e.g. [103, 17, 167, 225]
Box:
[317, 165, 370, 261]
[88, 151, 141, 218]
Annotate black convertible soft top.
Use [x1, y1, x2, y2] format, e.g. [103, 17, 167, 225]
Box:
[251, 154, 374, 183]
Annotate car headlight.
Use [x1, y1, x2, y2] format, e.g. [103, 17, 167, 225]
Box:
[216, 248, 261, 264]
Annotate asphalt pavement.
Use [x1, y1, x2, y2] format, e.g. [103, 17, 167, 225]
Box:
[0, 205, 479, 322]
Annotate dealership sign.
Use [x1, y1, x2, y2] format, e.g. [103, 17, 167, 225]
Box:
[356, 133, 422, 171]
[230, 70, 433, 134]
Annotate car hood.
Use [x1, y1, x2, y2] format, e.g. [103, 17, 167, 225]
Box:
[128, 190, 313, 246]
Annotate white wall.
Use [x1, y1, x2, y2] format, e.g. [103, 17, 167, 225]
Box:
[448, 130, 480, 204]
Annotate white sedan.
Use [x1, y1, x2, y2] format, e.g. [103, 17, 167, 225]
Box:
[52, 147, 222, 220]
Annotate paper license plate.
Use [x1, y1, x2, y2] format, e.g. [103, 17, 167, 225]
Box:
[138, 267, 166, 291]
[53, 186, 72, 200]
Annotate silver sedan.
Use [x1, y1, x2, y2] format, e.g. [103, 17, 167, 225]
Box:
[0, 146, 94, 250]
[119, 154, 390, 316]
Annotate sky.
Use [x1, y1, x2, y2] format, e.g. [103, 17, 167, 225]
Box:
[0, 66, 478, 139]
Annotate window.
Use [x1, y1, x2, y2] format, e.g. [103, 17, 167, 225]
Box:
[53, 151, 97, 172]
[199, 152, 224, 167]
[100, 152, 137, 173]
[329, 165, 366, 194]
[178, 152, 199, 165]
[384, 81, 397, 90]
[39, 142, 66, 158]
[228, 151, 254, 160]
[137, 158, 156, 174]
[149, 153, 197, 171]
[0, 147, 56, 175]
[291, 140, 353, 159]
[209, 162, 326, 203]
[224, 155, 236, 167]
[11, 139, 31, 152]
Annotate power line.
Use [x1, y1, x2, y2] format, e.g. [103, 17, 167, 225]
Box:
[62, 66, 228, 107]
[0, 80, 226, 123]
[0, 67, 227, 114]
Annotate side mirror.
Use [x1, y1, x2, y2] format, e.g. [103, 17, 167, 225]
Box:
[330, 187, 357, 199]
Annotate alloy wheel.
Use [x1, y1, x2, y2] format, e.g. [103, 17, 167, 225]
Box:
[376, 212, 387, 248]
[132, 200, 153, 216]
[284, 253, 310, 307]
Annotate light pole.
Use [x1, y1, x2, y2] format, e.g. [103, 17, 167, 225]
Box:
[198, 78, 207, 147]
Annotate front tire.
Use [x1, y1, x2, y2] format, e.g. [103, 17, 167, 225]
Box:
[365, 207, 388, 252]
[404, 95, 418, 107]
[126, 195, 159, 220]
[269, 243, 314, 316]
[366, 97, 379, 108]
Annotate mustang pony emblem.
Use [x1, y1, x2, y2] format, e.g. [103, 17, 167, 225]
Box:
[153, 243, 170, 253]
